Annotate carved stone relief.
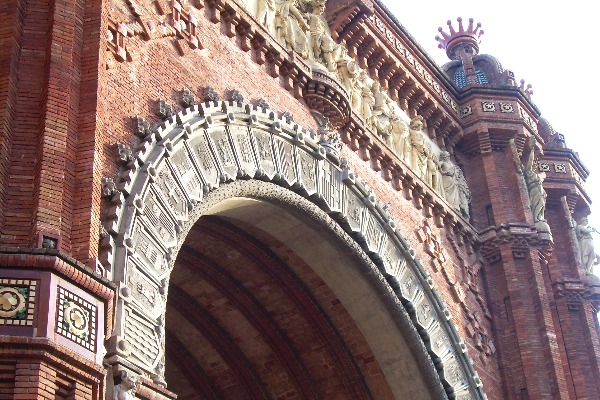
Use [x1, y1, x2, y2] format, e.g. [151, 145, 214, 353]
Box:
[576, 217, 599, 274]
[439, 151, 471, 219]
[113, 370, 138, 400]
[110, 0, 471, 220]
[252, 0, 474, 215]
[510, 137, 548, 231]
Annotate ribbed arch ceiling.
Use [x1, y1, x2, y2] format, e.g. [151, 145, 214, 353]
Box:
[165, 215, 389, 399]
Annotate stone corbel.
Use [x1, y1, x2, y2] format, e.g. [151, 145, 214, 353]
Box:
[236, 20, 253, 51]
[422, 195, 434, 218]
[401, 175, 414, 200]
[115, 143, 135, 165]
[265, 49, 282, 78]
[412, 185, 424, 210]
[341, 120, 361, 151]
[205, 0, 225, 23]
[180, 88, 197, 107]
[325, 0, 374, 41]
[357, 136, 372, 161]
[356, 37, 376, 69]
[220, 5, 239, 38]
[102, 177, 120, 199]
[251, 34, 267, 65]
[387, 71, 407, 101]
[366, 49, 386, 79]
[380, 156, 394, 182]
[378, 59, 396, 89]
[135, 116, 153, 138]
[369, 147, 382, 171]
[158, 100, 175, 120]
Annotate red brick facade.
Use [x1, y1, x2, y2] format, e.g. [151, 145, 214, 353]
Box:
[1, 0, 599, 398]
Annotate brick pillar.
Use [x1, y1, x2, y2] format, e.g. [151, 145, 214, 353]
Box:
[14, 361, 58, 399]
[469, 140, 570, 398]
[544, 199, 600, 398]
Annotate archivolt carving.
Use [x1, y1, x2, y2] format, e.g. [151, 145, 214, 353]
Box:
[100, 100, 486, 399]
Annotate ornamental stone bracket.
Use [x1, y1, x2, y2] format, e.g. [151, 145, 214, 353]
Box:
[477, 223, 552, 263]
[304, 70, 351, 130]
[98, 100, 488, 399]
[553, 275, 600, 309]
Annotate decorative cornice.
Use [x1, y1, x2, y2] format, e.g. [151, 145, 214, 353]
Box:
[477, 223, 552, 261]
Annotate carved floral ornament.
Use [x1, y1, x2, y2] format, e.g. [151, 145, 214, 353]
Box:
[56, 287, 97, 351]
[100, 99, 487, 399]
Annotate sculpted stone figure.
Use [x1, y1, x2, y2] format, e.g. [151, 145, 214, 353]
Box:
[336, 46, 360, 98]
[274, 0, 309, 56]
[256, 0, 276, 33]
[457, 167, 471, 219]
[424, 146, 442, 194]
[390, 111, 409, 158]
[576, 217, 599, 274]
[368, 81, 393, 140]
[439, 151, 470, 219]
[408, 116, 427, 178]
[510, 137, 547, 224]
[348, 68, 366, 114]
[114, 371, 137, 400]
[359, 71, 374, 122]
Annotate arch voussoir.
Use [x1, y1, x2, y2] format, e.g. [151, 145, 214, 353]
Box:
[101, 100, 486, 399]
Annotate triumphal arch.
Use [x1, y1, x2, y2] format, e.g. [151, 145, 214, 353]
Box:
[1, 0, 599, 398]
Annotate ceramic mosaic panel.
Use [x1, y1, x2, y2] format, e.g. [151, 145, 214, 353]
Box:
[0, 279, 36, 326]
[56, 286, 97, 351]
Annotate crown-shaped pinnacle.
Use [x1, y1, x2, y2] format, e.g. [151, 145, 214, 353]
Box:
[519, 79, 534, 99]
[435, 17, 484, 60]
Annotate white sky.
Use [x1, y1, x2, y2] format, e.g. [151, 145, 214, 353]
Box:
[379, 0, 600, 252]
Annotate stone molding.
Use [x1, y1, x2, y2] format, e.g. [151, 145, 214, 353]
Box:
[0, 336, 107, 381]
[100, 100, 487, 399]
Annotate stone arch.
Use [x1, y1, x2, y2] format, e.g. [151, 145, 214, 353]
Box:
[101, 100, 487, 399]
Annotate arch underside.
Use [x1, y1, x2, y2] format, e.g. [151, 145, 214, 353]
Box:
[102, 101, 485, 399]
[166, 210, 403, 399]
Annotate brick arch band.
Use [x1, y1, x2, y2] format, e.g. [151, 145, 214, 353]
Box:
[101, 100, 487, 399]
